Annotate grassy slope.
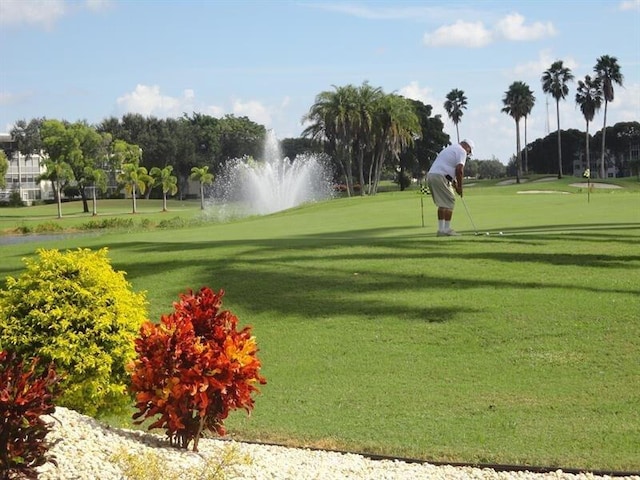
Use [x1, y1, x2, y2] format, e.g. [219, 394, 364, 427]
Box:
[1, 177, 639, 470]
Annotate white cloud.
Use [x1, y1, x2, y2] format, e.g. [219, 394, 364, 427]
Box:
[424, 21, 493, 48]
[0, 0, 66, 29]
[512, 49, 578, 79]
[0, 91, 27, 106]
[0, 0, 111, 28]
[423, 13, 555, 49]
[116, 84, 195, 117]
[231, 99, 272, 127]
[398, 81, 435, 105]
[619, 0, 640, 11]
[494, 13, 556, 41]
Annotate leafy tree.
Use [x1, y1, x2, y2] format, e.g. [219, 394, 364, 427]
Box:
[40, 120, 77, 218]
[444, 88, 468, 142]
[150, 165, 178, 212]
[0, 150, 8, 189]
[575, 75, 603, 175]
[403, 99, 449, 180]
[594, 55, 624, 178]
[477, 158, 507, 179]
[190, 165, 214, 210]
[9, 118, 43, 160]
[502, 81, 534, 183]
[541, 60, 574, 178]
[280, 137, 323, 160]
[215, 115, 266, 162]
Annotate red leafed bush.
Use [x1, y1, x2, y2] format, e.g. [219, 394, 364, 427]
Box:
[129, 286, 266, 452]
[0, 350, 62, 480]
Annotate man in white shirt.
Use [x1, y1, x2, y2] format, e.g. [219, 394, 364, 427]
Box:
[426, 139, 474, 236]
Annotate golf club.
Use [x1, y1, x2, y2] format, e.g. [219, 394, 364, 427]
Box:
[460, 196, 480, 235]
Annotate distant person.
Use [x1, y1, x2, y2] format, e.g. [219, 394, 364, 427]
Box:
[426, 139, 474, 236]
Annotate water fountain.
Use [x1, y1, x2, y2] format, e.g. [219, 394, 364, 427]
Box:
[208, 131, 334, 218]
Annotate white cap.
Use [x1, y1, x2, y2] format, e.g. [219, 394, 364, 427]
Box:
[462, 139, 474, 154]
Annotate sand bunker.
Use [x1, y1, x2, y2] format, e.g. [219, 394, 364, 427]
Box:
[517, 190, 570, 194]
[569, 182, 622, 189]
[497, 179, 529, 185]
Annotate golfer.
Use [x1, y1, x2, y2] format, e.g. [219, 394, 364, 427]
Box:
[426, 139, 474, 236]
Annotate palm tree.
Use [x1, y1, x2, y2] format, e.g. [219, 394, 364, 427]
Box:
[302, 84, 358, 196]
[190, 166, 214, 210]
[39, 159, 74, 219]
[117, 163, 150, 214]
[150, 165, 179, 212]
[502, 81, 533, 184]
[541, 60, 574, 178]
[594, 55, 624, 178]
[443, 89, 468, 142]
[522, 88, 536, 174]
[369, 94, 420, 194]
[84, 166, 108, 216]
[575, 75, 604, 177]
[352, 82, 383, 195]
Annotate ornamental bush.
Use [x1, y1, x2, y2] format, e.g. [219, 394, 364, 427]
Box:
[130, 287, 266, 452]
[0, 248, 148, 416]
[0, 350, 61, 480]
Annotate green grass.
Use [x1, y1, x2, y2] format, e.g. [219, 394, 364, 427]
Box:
[1, 178, 639, 471]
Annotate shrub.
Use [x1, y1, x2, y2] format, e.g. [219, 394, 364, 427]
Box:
[111, 444, 250, 480]
[0, 248, 148, 416]
[130, 287, 266, 452]
[0, 350, 62, 479]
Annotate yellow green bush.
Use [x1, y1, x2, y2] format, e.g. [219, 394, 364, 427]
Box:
[0, 248, 147, 416]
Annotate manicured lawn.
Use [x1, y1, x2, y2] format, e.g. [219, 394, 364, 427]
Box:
[1, 178, 639, 471]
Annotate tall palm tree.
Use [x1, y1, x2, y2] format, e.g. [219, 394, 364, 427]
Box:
[189, 166, 214, 210]
[575, 75, 604, 177]
[594, 55, 624, 178]
[352, 82, 383, 195]
[302, 84, 358, 196]
[522, 88, 536, 174]
[541, 60, 574, 178]
[118, 163, 150, 214]
[150, 165, 179, 212]
[369, 94, 420, 194]
[502, 81, 532, 184]
[443, 89, 468, 142]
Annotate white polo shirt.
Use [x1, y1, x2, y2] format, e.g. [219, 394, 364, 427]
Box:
[428, 144, 467, 178]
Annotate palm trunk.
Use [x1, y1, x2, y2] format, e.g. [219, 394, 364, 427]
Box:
[56, 185, 63, 219]
[92, 186, 98, 216]
[600, 101, 608, 179]
[515, 119, 522, 184]
[585, 120, 590, 175]
[162, 193, 168, 212]
[556, 100, 563, 179]
[524, 116, 529, 174]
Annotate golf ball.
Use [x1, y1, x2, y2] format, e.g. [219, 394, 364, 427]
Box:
[485, 232, 490, 236]
[499, 232, 503, 235]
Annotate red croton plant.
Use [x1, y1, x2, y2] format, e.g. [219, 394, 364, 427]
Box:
[129, 286, 266, 452]
[0, 350, 61, 480]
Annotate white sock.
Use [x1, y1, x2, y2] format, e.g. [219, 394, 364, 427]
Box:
[438, 219, 445, 231]
[444, 221, 451, 231]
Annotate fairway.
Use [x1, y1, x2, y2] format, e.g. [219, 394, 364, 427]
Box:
[1, 181, 639, 471]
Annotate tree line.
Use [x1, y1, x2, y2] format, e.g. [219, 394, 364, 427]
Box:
[2, 52, 636, 210]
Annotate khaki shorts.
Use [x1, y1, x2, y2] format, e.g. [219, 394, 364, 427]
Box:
[427, 173, 455, 210]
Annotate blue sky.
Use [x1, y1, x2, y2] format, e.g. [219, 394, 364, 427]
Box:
[1, 0, 639, 164]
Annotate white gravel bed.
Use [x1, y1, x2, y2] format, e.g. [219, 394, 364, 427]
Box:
[33, 407, 637, 480]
